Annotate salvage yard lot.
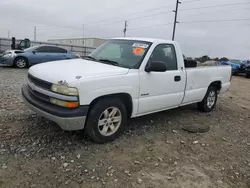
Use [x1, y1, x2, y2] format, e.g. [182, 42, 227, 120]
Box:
[0, 67, 249, 188]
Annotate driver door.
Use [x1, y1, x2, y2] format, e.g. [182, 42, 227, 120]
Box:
[138, 44, 185, 115]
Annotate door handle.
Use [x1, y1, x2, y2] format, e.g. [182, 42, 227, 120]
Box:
[174, 76, 181, 82]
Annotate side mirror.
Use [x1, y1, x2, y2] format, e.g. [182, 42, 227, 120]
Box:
[32, 50, 37, 54]
[145, 61, 167, 72]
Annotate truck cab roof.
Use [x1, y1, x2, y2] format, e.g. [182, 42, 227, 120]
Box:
[112, 37, 176, 44]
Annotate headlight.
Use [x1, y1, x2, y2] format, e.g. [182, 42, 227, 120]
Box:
[50, 98, 79, 108]
[3, 54, 12, 58]
[51, 84, 78, 96]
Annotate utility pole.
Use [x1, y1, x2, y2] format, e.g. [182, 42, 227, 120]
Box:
[172, 0, 181, 41]
[82, 24, 85, 45]
[123, 21, 128, 37]
[34, 26, 36, 41]
[82, 24, 86, 56]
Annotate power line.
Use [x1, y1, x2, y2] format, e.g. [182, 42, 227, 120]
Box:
[84, 4, 174, 26]
[16, 1, 250, 39]
[212, 23, 250, 28]
[8, 1, 250, 34]
[127, 10, 172, 21]
[181, 18, 250, 23]
[34, 2, 250, 31]
[33, 4, 175, 31]
[128, 23, 173, 31]
[37, 10, 173, 31]
[182, 0, 202, 4]
[179, 2, 250, 11]
[81, 10, 173, 28]
[177, 4, 250, 18]
[128, 19, 250, 31]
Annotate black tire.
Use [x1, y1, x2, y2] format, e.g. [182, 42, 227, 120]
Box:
[245, 74, 250, 78]
[14, 57, 28, 68]
[85, 98, 128, 143]
[197, 86, 218, 112]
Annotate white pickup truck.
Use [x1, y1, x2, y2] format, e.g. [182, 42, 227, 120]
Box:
[22, 37, 231, 143]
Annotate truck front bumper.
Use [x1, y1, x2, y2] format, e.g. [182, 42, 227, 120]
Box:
[21, 84, 89, 131]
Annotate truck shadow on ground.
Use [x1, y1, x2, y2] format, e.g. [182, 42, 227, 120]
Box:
[7, 103, 210, 156]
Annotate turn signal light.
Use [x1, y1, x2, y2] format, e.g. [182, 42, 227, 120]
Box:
[50, 98, 79, 108]
[65, 101, 79, 108]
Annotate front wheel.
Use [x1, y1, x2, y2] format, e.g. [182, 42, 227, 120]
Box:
[14, 57, 28, 68]
[85, 98, 128, 143]
[197, 86, 218, 112]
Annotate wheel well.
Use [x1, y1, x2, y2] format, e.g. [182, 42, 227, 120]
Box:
[89, 93, 133, 118]
[14, 56, 29, 65]
[209, 81, 222, 91]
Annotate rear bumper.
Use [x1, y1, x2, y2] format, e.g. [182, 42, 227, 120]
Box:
[21, 84, 89, 131]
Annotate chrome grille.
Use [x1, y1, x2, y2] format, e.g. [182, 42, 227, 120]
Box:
[28, 74, 52, 90]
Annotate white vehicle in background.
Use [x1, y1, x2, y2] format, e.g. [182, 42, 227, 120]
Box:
[22, 37, 231, 143]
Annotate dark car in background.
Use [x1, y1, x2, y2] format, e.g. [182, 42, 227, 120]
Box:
[0, 45, 80, 68]
[220, 59, 245, 75]
[245, 61, 250, 78]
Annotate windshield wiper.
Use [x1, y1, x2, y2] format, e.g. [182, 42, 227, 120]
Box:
[82, 55, 97, 61]
[98, 59, 119, 66]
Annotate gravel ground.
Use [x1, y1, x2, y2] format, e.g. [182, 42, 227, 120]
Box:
[0, 66, 249, 188]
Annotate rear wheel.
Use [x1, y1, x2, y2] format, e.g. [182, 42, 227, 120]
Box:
[85, 98, 128, 143]
[198, 86, 218, 112]
[14, 57, 28, 68]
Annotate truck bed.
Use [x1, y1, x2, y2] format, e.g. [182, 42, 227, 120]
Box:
[182, 65, 231, 105]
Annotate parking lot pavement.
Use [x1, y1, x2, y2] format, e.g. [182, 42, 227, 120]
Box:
[0, 67, 250, 188]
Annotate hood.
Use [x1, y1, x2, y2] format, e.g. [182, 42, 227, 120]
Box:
[1, 50, 24, 56]
[28, 59, 129, 84]
[1, 50, 14, 56]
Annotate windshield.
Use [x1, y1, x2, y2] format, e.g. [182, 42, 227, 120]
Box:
[90, 39, 152, 69]
[230, 60, 242, 64]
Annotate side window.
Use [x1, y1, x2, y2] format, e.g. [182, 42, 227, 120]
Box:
[50, 47, 67, 53]
[36, 46, 50, 53]
[150, 44, 177, 70]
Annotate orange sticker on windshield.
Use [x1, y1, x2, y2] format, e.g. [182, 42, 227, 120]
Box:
[132, 47, 144, 55]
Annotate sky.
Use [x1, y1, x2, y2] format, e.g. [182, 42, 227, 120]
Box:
[0, 0, 250, 59]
